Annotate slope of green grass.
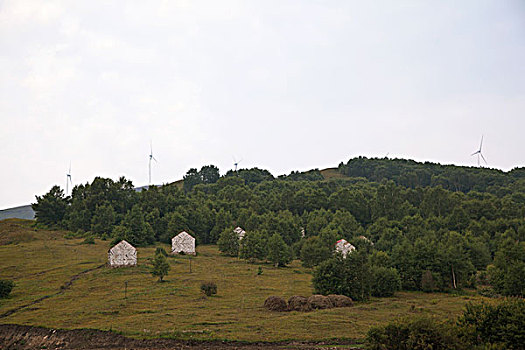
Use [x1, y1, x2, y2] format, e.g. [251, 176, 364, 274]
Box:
[0, 220, 488, 342]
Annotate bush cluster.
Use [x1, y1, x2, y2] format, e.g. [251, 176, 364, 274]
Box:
[366, 298, 525, 350]
[200, 282, 217, 296]
[0, 280, 14, 298]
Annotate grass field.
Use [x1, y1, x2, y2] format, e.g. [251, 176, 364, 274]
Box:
[0, 219, 488, 342]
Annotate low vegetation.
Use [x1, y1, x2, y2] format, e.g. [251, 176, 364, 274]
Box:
[366, 298, 525, 350]
[0, 220, 490, 342]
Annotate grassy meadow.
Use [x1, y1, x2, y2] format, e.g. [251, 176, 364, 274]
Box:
[0, 219, 489, 342]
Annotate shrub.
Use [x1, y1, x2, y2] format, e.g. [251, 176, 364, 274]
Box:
[82, 236, 95, 244]
[264, 296, 287, 312]
[365, 316, 467, 350]
[0, 280, 14, 298]
[151, 252, 170, 282]
[200, 282, 217, 296]
[457, 298, 525, 349]
[371, 266, 401, 297]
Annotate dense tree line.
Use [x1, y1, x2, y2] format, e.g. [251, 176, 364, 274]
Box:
[32, 158, 525, 296]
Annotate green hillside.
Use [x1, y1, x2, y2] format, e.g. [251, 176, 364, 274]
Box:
[0, 219, 487, 342]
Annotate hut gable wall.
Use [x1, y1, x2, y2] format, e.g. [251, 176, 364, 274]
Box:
[335, 239, 356, 258]
[171, 231, 196, 255]
[108, 240, 137, 267]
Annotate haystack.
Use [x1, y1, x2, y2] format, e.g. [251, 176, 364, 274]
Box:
[307, 295, 333, 309]
[264, 296, 288, 312]
[327, 294, 353, 307]
[288, 295, 312, 312]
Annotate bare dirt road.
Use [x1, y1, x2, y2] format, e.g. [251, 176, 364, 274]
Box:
[0, 324, 361, 350]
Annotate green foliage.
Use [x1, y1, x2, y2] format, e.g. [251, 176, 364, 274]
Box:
[457, 298, 525, 349]
[0, 279, 14, 298]
[239, 231, 267, 262]
[90, 203, 116, 235]
[116, 205, 155, 247]
[300, 236, 332, 268]
[32, 185, 67, 227]
[365, 316, 468, 350]
[371, 266, 401, 297]
[267, 233, 292, 267]
[217, 228, 240, 257]
[200, 281, 217, 296]
[82, 236, 95, 244]
[32, 157, 525, 300]
[489, 240, 525, 296]
[313, 250, 372, 301]
[151, 252, 170, 282]
[155, 247, 168, 256]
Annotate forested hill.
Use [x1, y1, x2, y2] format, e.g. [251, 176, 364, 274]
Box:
[337, 157, 525, 195]
[31, 156, 525, 296]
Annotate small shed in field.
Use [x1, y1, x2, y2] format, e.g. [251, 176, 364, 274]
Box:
[335, 239, 355, 258]
[234, 226, 246, 240]
[108, 240, 137, 267]
[171, 231, 196, 255]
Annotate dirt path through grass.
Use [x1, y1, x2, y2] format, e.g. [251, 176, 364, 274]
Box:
[0, 264, 105, 319]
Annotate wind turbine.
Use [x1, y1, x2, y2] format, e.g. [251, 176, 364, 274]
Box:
[471, 135, 487, 167]
[233, 156, 242, 172]
[66, 162, 72, 196]
[148, 141, 158, 186]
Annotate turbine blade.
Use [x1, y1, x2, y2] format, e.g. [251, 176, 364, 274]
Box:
[152, 156, 158, 162]
[479, 135, 483, 151]
[471, 151, 479, 156]
[480, 153, 487, 164]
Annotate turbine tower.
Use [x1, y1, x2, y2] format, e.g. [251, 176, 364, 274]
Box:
[148, 141, 158, 186]
[471, 135, 487, 167]
[66, 162, 72, 196]
[233, 156, 242, 172]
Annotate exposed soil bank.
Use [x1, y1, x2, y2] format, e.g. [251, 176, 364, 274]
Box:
[0, 324, 360, 349]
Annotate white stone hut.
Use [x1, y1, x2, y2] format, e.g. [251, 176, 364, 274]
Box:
[108, 240, 137, 267]
[335, 239, 356, 258]
[357, 235, 374, 245]
[171, 231, 196, 255]
[234, 226, 246, 240]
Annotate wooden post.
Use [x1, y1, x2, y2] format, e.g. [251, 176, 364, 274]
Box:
[451, 265, 456, 289]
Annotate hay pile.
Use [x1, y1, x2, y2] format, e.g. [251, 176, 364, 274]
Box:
[264, 294, 353, 312]
[327, 294, 353, 307]
[263, 296, 288, 312]
[307, 295, 333, 310]
[287, 296, 311, 312]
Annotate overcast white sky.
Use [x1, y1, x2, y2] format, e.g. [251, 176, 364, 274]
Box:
[1, 0, 524, 209]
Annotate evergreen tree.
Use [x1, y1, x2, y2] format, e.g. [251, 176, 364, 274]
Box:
[151, 252, 170, 282]
[32, 185, 67, 226]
